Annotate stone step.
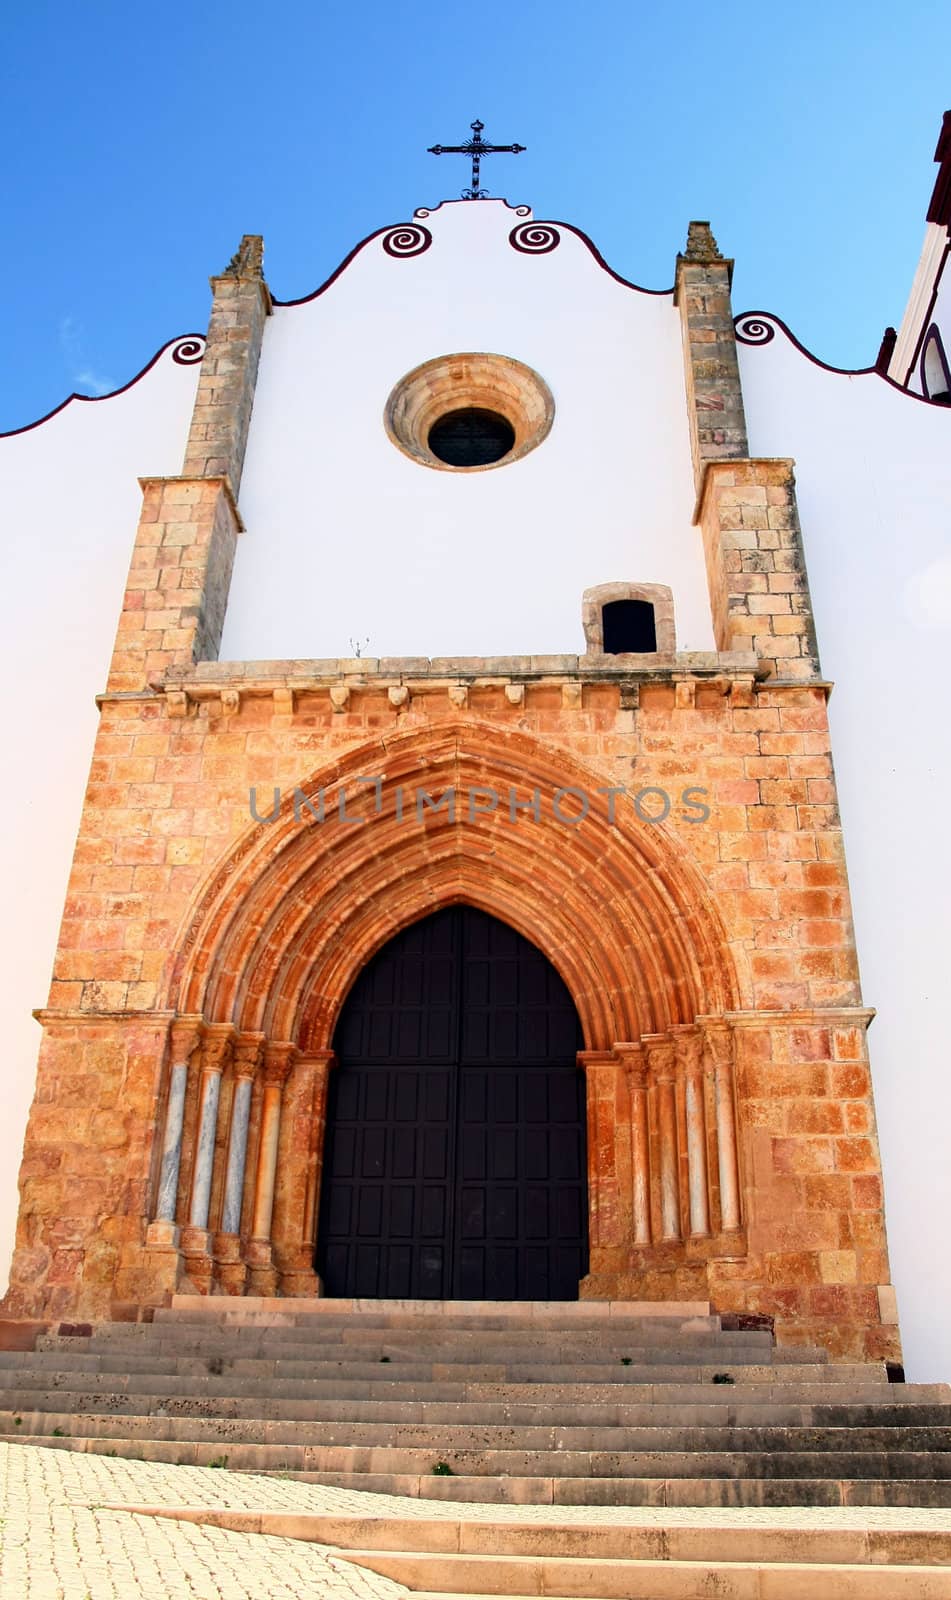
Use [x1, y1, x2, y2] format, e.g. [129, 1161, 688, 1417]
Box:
[3, 1386, 946, 1427]
[333, 1549, 951, 1597]
[33, 1332, 794, 1364]
[45, 1335, 788, 1365]
[278, 1470, 951, 1508]
[4, 1405, 951, 1453]
[4, 1424, 951, 1479]
[2, 1349, 877, 1385]
[0, 1373, 927, 1411]
[113, 1507, 951, 1566]
[148, 1310, 727, 1337]
[5, 1406, 950, 1453]
[35, 1344, 790, 1369]
[11, 1434, 951, 1506]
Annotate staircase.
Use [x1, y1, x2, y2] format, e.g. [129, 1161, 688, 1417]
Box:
[109, 1506, 951, 1597]
[2, 1296, 950, 1509]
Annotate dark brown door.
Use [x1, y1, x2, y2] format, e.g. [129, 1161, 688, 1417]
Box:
[316, 906, 588, 1300]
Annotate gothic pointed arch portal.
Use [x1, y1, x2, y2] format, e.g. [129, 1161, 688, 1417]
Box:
[156, 722, 747, 1301]
[317, 904, 589, 1301]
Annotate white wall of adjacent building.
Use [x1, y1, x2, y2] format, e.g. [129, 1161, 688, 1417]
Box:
[0, 354, 199, 1292]
[740, 326, 951, 1381]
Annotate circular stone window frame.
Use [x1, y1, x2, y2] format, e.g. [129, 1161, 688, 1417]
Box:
[384, 352, 555, 473]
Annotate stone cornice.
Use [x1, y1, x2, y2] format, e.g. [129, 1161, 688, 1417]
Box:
[32, 1008, 177, 1026]
[714, 1008, 876, 1029]
[693, 456, 796, 527]
[95, 663, 835, 715]
[137, 475, 245, 532]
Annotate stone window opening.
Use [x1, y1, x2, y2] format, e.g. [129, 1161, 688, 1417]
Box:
[384, 353, 554, 472]
[602, 599, 657, 653]
[582, 582, 675, 656]
[428, 407, 516, 467]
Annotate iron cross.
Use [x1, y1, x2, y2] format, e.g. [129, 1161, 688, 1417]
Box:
[428, 120, 526, 199]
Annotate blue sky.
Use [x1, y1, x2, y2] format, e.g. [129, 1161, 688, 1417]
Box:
[1, 0, 949, 432]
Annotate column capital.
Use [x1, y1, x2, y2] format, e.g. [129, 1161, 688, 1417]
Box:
[643, 1033, 676, 1082]
[200, 1022, 237, 1076]
[612, 1042, 648, 1089]
[577, 1050, 615, 1074]
[670, 1024, 704, 1077]
[264, 1041, 298, 1086]
[169, 1015, 205, 1064]
[233, 1032, 266, 1081]
[701, 1018, 735, 1075]
[297, 1049, 337, 1071]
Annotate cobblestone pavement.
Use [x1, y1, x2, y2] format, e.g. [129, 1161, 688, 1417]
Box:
[4, 1441, 951, 1597]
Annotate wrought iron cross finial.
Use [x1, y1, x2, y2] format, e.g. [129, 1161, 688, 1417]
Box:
[427, 119, 526, 199]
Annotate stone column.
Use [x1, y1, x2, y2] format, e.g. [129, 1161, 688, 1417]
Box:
[180, 1024, 234, 1290]
[672, 1025, 711, 1239]
[245, 1042, 296, 1295]
[614, 1044, 651, 1246]
[577, 1051, 632, 1261]
[213, 1032, 264, 1293]
[703, 1020, 742, 1233]
[645, 1035, 681, 1242]
[277, 1050, 335, 1297]
[145, 1016, 204, 1248]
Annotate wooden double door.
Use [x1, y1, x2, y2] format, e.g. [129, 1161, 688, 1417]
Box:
[316, 906, 588, 1300]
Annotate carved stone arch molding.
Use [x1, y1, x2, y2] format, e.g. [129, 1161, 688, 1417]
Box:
[582, 581, 675, 655]
[170, 720, 739, 1045]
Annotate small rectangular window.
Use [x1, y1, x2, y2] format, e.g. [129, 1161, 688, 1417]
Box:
[602, 599, 657, 653]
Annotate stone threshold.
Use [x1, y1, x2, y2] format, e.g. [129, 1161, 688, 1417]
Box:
[168, 1295, 712, 1320]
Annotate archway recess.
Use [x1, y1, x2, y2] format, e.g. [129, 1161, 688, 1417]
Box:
[317, 903, 589, 1301]
[171, 722, 738, 1048]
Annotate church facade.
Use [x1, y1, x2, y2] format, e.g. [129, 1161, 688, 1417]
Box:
[2, 127, 950, 1370]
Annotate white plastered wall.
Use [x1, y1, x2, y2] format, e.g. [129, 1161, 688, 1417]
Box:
[221, 201, 713, 662]
[740, 328, 951, 1381]
[0, 354, 199, 1293]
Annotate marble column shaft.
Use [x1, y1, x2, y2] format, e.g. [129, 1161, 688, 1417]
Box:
[221, 1034, 264, 1234]
[617, 1045, 651, 1246]
[646, 1036, 681, 1242]
[674, 1026, 711, 1239]
[251, 1043, 296, 1242]
[153, 1018, 203, 1226]
[188, 1028, 233, 1229]
[705, 1021, 741, 1231]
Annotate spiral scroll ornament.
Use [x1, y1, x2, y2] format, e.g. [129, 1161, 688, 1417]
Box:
[381, 224, 433, 259]
[734, 316, 776, 347]
[172, 338, 205, 366]
[512, 205, 531, 217]
[509, 222, 561, 255]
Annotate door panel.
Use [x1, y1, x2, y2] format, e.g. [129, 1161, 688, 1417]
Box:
[316, 906, 588, 1300]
